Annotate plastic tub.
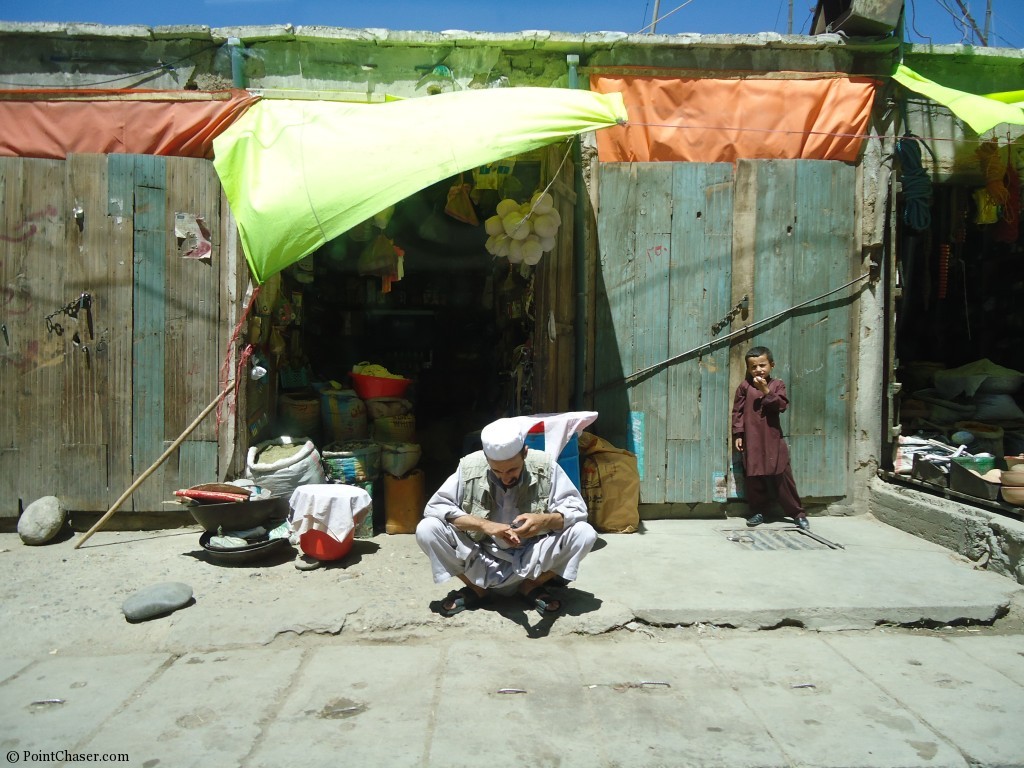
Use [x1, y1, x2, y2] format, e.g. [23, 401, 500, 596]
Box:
[350, 373, 412, 400]
[299, 529, 354, 561]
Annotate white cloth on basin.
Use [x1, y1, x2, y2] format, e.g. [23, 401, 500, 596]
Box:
[288, 484, 371, 545]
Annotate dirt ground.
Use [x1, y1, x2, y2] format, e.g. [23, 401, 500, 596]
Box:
[4, 515, 1023, 666]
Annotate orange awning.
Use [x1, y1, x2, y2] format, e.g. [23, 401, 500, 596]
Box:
[591, 74, 878, 163]
[0, 89, 259, 160]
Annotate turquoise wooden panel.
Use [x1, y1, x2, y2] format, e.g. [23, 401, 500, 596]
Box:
[178, 440, 218, 488]
[631, 164, 673, 503]
[107, 154, 134, 219]
[130, 156, 167, 483]
[597, 159, 853, 504]
[594, 163, 639, 450]
[751, 160, 853, 499]
[666, 163, 734, 502]
[750, 161, 797, 386]
[792, 161, 852, 497]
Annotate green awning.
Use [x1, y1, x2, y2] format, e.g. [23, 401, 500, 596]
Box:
[213, 87, 627, 284]
[893, 63, 1024, 135]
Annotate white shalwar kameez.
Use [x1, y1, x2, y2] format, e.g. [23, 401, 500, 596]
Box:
[416, 459, 596, 595]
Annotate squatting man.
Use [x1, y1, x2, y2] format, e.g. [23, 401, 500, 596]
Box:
[415, 417, 597, 616]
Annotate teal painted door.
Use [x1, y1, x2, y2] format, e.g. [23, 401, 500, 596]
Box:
[595, 160, 853, 504]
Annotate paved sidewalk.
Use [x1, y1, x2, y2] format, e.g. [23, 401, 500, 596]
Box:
[1, 515, 1022, 766]
[2, 632, 1023, 767]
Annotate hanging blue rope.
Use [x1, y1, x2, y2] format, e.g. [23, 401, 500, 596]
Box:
[896, 134, 932, 231]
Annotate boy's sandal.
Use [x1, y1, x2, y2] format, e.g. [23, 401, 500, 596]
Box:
[520, 585, 562, 616]
[439, 586, 489, 617]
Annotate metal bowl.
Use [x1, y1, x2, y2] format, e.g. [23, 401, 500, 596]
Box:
[188, 497, 289, 532]
[198, 530, 293, 566]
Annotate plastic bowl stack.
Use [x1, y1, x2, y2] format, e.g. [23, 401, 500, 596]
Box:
[1000, 469, 1024, 506]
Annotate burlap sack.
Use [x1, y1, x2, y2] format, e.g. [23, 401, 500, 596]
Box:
[578, 431, 640, 533]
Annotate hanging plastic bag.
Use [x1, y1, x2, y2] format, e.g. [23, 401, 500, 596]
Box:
[444, 174, 479, 226]
[973, 188, 998, 225]
[357, 233, 400, 277]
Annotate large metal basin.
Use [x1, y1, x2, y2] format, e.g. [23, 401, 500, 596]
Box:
[188, 497, 289, 533]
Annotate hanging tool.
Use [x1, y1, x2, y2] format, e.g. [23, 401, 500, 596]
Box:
[43, 291, 93, 338]
[937, 244, 950, 300]
[79, 292, 93, 340]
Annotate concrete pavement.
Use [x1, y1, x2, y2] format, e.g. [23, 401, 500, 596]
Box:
[1, 515, 1023, 766]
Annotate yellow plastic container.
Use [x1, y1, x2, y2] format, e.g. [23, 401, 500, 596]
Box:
[384, 469, 425, 534]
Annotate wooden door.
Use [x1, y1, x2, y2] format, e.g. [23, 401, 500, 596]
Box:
[0, 155, 232, 518]
[531, 142, 577, 412]
[594, 160, 855, 504]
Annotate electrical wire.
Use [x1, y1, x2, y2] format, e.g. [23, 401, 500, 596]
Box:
[637, 0, 698, 33]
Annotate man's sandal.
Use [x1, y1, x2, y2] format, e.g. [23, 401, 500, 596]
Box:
[520, 585, 562, 616]
[439, 586, 489, 617]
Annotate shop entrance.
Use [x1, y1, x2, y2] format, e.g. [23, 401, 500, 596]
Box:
[266, 153, 553, 491]
[888, 180, 1024, 507]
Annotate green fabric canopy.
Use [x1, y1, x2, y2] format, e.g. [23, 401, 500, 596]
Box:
[213, 87, 627, 285]
[893, 64, 1024, 135]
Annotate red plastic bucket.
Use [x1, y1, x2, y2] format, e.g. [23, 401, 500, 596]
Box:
[299, 529, 354, 561]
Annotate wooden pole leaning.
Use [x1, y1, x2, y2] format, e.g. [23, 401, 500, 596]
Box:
[74, 384, 234, 549]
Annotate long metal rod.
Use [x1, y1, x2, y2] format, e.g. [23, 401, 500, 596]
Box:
[622, 272, 871, 385]
[788, 526, 845, 550]
[74, 385, 233, 549]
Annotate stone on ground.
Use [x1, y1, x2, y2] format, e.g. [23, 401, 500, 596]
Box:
[17, 496, 67, 545]
[122, 582, 194, 622]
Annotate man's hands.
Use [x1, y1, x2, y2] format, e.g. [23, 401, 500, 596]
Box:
[481, 513, 562, 546]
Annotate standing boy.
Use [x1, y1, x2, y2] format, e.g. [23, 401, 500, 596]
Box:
[731, 346, 809, 530]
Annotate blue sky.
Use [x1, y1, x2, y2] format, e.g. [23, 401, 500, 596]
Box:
[1, 0, 1021, 47]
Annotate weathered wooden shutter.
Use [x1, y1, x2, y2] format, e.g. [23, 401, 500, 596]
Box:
[595, 160, 853, 504]
[114, 154, 227, 512]
[531, 143, 577, 413]
[732, 160, 854, 500]
[594, 162, 734, 503]
[1, 155, 231, 517]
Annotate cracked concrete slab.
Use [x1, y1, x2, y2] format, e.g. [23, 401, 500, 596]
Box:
[0, 514, 1019, 659]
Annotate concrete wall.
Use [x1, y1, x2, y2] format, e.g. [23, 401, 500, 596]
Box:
[869, 476, 1024, 584]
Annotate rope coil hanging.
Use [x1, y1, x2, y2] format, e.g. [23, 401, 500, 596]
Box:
[895, 134, 932, 231]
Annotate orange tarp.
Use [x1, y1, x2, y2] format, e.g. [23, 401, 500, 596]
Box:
[0, 89, 260, 160]
[590, 74, 878, 163]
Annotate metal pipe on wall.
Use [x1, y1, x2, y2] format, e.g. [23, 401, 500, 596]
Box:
[227, 37, 247, 89]
[567, 54, 587, 409]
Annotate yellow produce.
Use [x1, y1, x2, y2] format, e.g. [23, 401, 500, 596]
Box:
[352, 362, 403, 379]
[495, 198, 520, 217]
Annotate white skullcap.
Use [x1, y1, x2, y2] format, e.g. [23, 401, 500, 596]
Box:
[480, 418, 525, 461]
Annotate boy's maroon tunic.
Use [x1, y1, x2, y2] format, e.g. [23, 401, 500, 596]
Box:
[731, 377, 791, 476]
